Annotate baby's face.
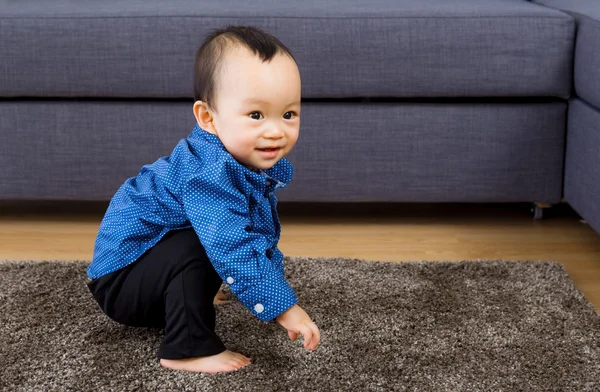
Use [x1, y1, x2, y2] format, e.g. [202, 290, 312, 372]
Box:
[206, 46, 301, 171]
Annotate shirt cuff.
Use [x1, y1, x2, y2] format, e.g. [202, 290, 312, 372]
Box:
[236, 271, 298, 322]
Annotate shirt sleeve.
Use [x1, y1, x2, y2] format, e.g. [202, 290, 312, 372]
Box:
[181, 169, 298, 322]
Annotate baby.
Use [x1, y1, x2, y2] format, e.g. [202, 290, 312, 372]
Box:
[86, 25, 320, 374]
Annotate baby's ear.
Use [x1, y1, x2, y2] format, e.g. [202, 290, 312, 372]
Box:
[193, 100, 217, 135]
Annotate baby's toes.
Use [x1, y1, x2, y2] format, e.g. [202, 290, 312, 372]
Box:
[229, 359, 246, 369]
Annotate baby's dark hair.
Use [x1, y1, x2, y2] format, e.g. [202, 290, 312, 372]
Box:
[194, 25, 296, 111]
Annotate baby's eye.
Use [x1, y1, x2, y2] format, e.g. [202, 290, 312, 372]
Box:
[249, 112, 263, 120]
[283, 111, 297, 120]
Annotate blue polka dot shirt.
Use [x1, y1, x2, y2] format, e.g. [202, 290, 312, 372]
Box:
[87, 125, 298, 322]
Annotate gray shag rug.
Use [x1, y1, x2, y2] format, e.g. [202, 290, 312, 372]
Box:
[1, 258, 599, 392]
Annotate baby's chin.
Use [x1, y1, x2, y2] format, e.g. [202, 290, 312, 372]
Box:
[240, 159, 278, 172]
[245, 162, 278, 172]
[230, 152, 278, 171]
[244, 153, 285, 171]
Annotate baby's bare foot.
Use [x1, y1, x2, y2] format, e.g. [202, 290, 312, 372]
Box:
[213, 290, 228, 305]
[160, 350, 252, 373]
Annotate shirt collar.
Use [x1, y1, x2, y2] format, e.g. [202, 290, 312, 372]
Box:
[192, 124, 225, 150]
[191, 125, 293, 189]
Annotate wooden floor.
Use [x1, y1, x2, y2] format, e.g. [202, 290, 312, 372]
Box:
[1, 201, 599, 310]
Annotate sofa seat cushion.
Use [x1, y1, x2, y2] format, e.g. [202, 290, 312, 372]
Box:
[0, 0, 574, 99]
[534, 0, 600, 110]
[0, 100, 566, 203]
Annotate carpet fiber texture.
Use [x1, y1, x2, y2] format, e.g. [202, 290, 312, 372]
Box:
[1, 258, 599, 391]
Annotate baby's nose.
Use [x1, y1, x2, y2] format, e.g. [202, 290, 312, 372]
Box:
[264, 127, 284, 138]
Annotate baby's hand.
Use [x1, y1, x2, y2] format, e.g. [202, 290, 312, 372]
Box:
[275, 304, 320, 351]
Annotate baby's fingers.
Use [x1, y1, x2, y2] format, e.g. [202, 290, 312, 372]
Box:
[288, 330, 298, 341]
[298, 325, 314, 350]
[308, 323, 320, 350]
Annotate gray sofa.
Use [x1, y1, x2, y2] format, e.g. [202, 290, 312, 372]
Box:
[0, 1, 598, 234]
[532, 0, 600, 235]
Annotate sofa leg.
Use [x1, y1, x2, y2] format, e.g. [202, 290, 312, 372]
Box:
[532, 202, 551, 220]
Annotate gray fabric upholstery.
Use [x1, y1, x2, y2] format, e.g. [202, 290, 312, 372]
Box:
[0, 0, 574, 99]
[533, 0, 600, 22]
[564, 99, 600, 234]
[534, 0, 600, 109]
[0, 101, 192, 200]
[4, 0, 599, 234]
[287, 102, 566, 203]
[533, 0, 600, 233]
[575, 15, 600, 110]
[0, 101, 565, 203]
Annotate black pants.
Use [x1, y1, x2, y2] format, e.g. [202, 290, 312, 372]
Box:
[87, 228, 227, 359]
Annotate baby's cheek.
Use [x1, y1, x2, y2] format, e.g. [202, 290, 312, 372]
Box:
[243, 135, 258, 151]
[229, 136, 256, 162]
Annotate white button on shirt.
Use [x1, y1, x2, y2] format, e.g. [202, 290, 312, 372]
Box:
[254, 303, 265, 313]
[226, 277, 234, 284]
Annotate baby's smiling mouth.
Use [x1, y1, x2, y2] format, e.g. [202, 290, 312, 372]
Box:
[257, 146, 283, 152]
[256, 146, 283, 159]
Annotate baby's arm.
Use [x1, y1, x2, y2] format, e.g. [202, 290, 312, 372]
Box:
[181, 168, 298, 322]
